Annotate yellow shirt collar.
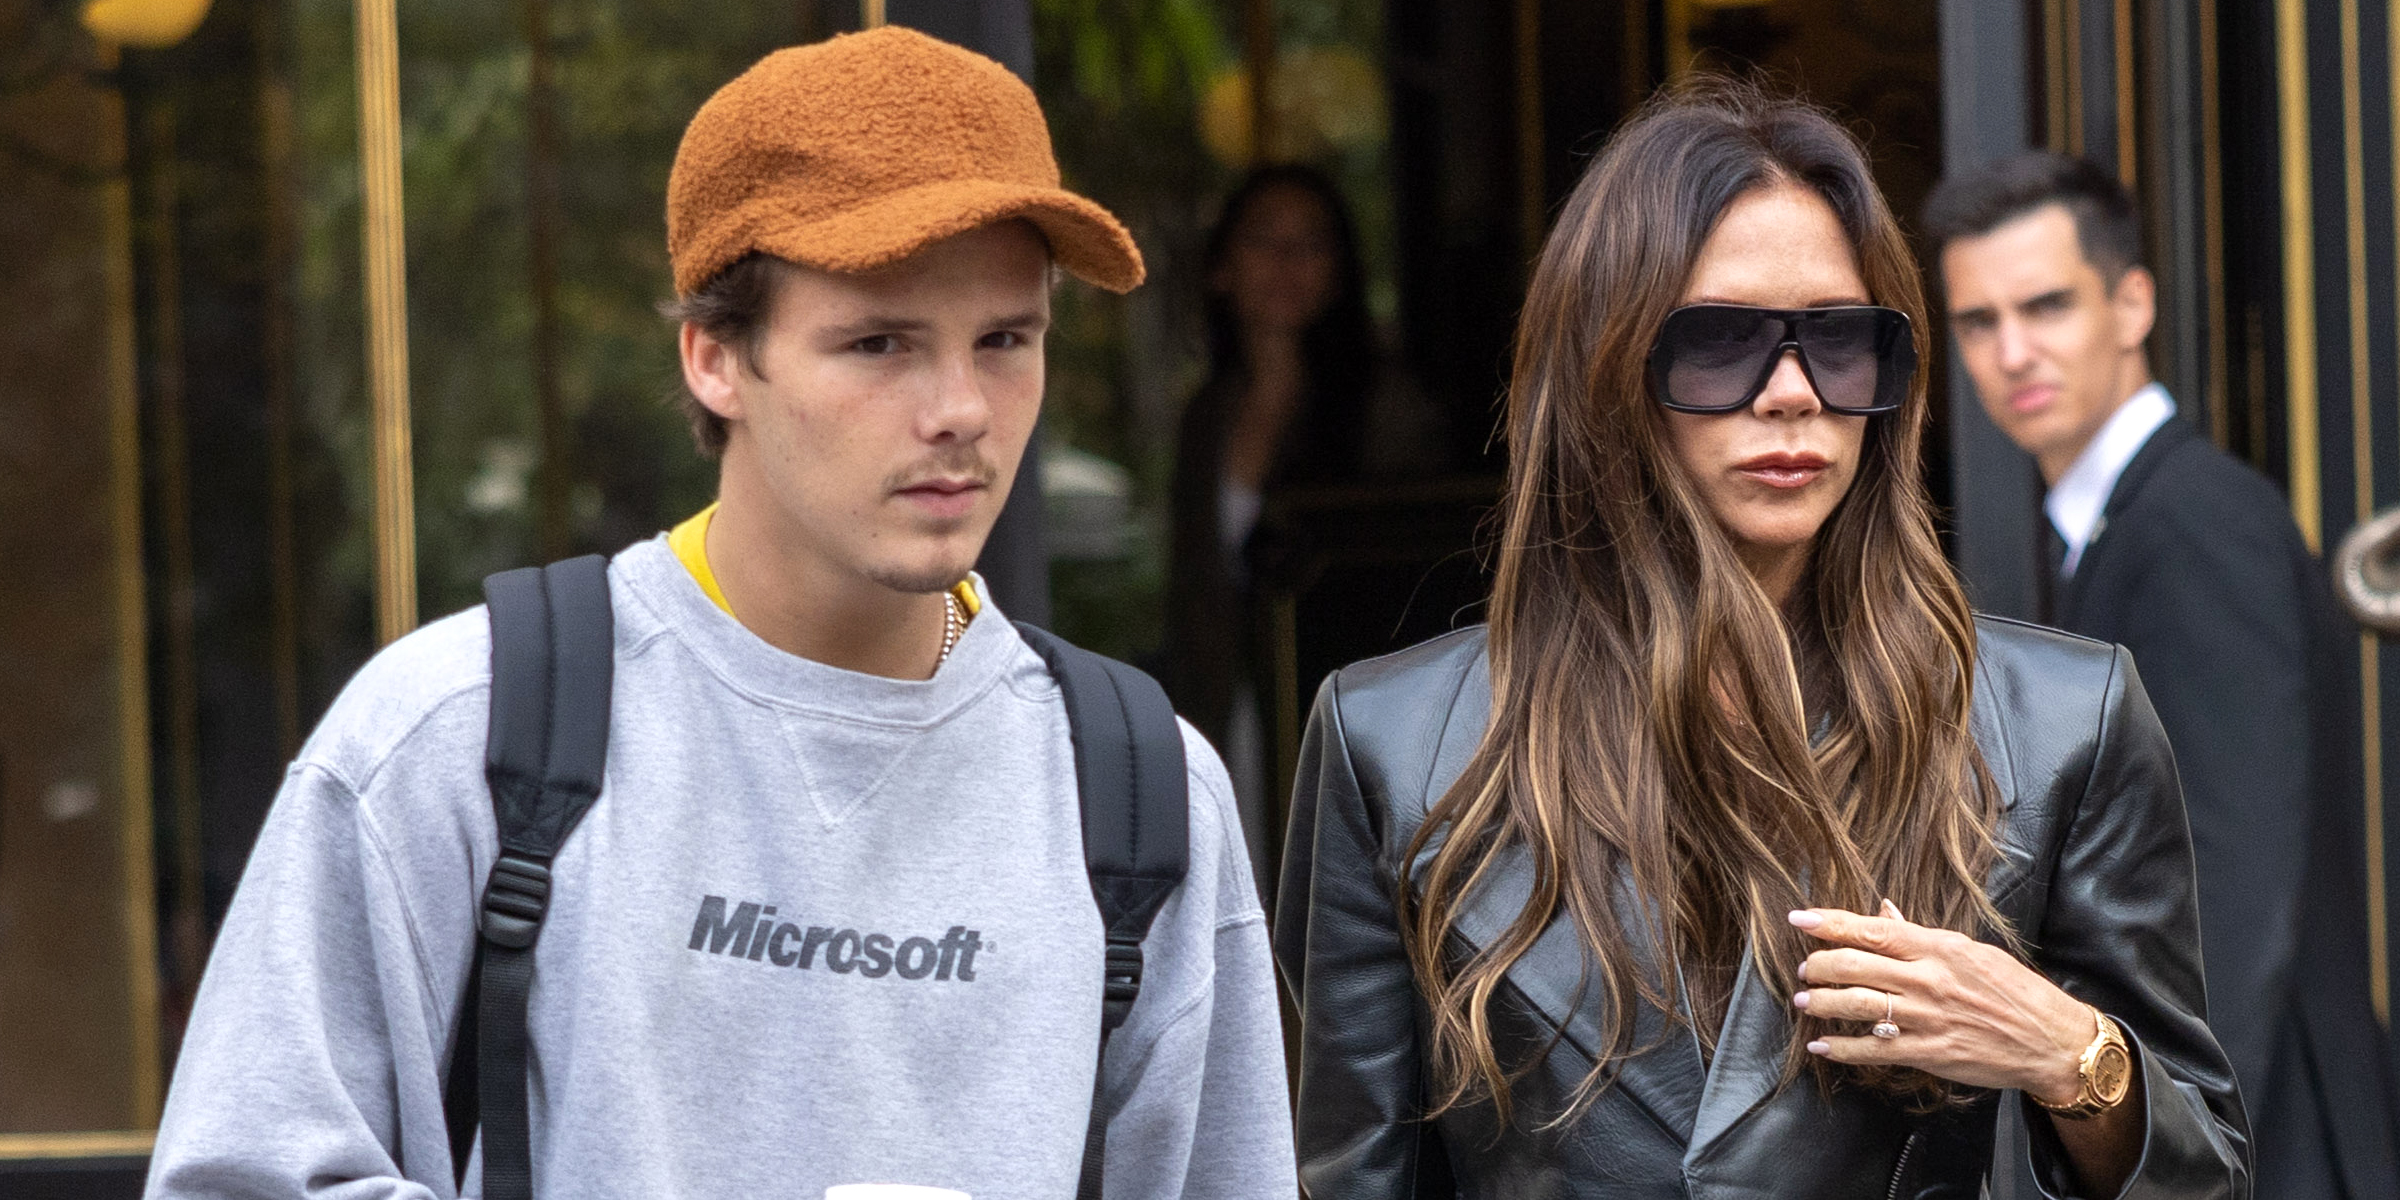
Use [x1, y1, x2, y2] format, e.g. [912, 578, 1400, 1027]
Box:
[667, 502, 983, 620]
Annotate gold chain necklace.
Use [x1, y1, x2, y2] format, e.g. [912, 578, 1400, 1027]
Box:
[935, 590, 964, 669]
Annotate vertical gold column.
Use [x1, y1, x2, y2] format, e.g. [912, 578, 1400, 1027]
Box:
[1515, 0, 1543, 262]
[2201, 0, 2229, 442]
[2354, 0, 2393, 1026]
[356, 0, 416, 644]
[2042, 0, 2091, 156]
[2279, 0, 2322, 553]
[2045, 0, 2070, 150]
[2065, 0, 2086, 156]
[2114, 0, 2137, 185]
[2374, 0, 2400, 1031]
[98, 63, 164, 1126]
[1666, 0, 1691, 77]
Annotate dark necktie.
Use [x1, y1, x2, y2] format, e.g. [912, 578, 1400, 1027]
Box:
[2040, 519, 2071, 626]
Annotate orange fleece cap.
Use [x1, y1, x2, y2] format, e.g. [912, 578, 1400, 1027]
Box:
[667, 27, 1144, 297]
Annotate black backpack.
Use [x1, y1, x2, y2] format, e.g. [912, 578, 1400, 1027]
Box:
[440, 555, 1188, 1200]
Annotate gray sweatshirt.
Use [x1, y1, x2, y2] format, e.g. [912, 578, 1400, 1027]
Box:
[145, 538, 1294, 1199]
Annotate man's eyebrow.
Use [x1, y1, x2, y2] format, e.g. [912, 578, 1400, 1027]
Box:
[1948, 302, 1996, 321]
[2015, 287, 2075, 310]
[819, 315, 932, 340]
[987, 309, 1049, 330]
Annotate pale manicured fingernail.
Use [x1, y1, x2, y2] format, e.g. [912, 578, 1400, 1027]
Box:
[1788, 910, 1824, 929]
[1796, 958, 1809, 982]
[1881, 898, 1905, 920]
[1806, 1040, 1831, 1055]
[1792, 991, 1811, 1010]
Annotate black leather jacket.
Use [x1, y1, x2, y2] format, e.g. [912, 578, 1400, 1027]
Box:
[1274, 617, 2249, 1199]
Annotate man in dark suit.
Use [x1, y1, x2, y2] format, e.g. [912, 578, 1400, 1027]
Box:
[1925, 152, 2399, 1198]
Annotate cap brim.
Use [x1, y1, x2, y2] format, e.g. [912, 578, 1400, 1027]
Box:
[733, 178, 1144, 295]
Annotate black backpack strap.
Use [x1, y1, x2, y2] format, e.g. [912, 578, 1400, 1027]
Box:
[1012, 622, 1188, 1200]
[442, 943, 482, 1182]
[444, 554, 614, 1199]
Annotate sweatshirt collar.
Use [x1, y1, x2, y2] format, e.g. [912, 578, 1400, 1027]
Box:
[617, 529, 1013, 727]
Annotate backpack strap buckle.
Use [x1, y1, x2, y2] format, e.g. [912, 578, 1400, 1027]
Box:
[480, 853, 552, 949]
[1100, 932, 1144, 1031]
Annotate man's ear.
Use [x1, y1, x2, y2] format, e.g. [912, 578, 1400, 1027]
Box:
[679, 322, 746, 422]
[2108, 265, 2157, 351]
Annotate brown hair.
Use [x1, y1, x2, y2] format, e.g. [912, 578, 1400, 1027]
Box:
[659, 253, 790, 459]
[1920, 151, 2144, 284]
[1399, 80, 2008, 1124]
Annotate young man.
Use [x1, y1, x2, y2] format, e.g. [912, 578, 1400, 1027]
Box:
[1925, 152, 2398, 1199]
[146, 28, 1294, 1199]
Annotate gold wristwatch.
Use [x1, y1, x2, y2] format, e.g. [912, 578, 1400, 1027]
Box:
[2034, 1004, 2133, 1120]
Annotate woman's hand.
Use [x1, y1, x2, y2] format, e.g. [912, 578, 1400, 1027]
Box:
[1790, 904, 2143, 1198]
[1225, 327, 1306, 490]
[1787, 902, 2090, 1100]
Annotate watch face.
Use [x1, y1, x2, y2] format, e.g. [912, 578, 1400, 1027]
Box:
[2092, 1043, 2134, 1105]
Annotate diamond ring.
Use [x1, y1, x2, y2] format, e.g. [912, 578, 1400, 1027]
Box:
[1871, 990, 1901, 1039]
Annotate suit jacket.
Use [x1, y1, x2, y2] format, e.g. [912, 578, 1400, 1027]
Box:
[1275, 618, 2248, 1199]
[2051, 415, 2399, 1199]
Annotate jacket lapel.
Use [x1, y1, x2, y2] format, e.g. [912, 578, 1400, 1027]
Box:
[1418, 652, 1707, 1141]
[1969, 646, 2019, 812]
[1682, 949, 1791, 1163]
[1445, 855, 1707, 1141]
[1969, 639, 2042, 906]
[2056, 415, 2189, 626]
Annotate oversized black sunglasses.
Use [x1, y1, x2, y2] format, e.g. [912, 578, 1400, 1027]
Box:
[1647, 303, 1917, 415]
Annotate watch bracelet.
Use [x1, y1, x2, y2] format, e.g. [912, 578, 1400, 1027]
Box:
[2033, 1005, 2130, 1120]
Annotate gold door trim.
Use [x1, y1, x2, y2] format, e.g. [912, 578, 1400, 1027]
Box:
[356, 0, 417, 644]
[2278, 0, 2323, 553]
[2113, 0, 2136, 185]
[1666, 0, 1689, 77]
[2065, 0, 2087, 155]
[0, 1130, 158, 1159]
[2350, 0, 2392, 1024]
[2200, 0, 2229, 442]
[101, 105, 165, 1126]
[2045, 0, 2069, 150]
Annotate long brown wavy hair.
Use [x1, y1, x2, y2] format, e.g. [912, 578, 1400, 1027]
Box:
[1398, 82, 2007, 1123]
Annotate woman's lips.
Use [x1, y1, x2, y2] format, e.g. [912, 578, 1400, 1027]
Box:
[1734, 452, 1831, 490]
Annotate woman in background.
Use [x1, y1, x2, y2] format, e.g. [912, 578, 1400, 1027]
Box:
[1275, 85, 2246, 1198]
[1167, 165, 1434, 870]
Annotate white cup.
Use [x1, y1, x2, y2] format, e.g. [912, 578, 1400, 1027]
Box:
[824, 1187, 969, 1200]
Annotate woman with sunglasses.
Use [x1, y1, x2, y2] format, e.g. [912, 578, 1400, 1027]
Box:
[1274, 85, 2246, 1198]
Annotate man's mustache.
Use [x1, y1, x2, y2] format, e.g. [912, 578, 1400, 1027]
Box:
[884, 448, 1001, 493]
